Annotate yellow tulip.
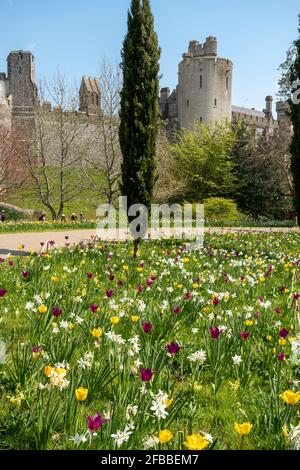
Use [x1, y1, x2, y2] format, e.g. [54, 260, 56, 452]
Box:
[184, 434, 209, 450]
[280, 390, 300, 405]
[110, 316, 120, 325]
[158, 429, 173, 444]
[131, 316, 139, 323]
[234, 422, 253, 435]
[75, 387, 88, 402]
[92, 328, 103, 338]
[38, 305, 48, 314]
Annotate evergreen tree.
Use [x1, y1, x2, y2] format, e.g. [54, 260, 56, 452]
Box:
[119, 0, 161, 256]
[290, 15, 300, 224]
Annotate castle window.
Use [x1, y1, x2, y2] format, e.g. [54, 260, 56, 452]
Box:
[200, 117, 203, 123]
[187, 100, 189, 108]
[200, 75, 203, 88]
[226, 76, 229, 90]
[214, 98, 217, 107]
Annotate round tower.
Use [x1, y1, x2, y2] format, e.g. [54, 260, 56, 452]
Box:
[178, 36, 233, 129]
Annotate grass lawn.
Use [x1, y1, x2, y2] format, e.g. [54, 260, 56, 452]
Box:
[0, 233, 300, 450]
[2, 168, 106, 221]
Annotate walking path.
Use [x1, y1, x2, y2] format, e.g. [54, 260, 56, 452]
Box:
[0, 226, 299, 256]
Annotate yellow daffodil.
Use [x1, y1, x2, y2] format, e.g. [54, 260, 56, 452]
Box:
[266, 335, 273, 341]
[51, 276, 59, 282]
[184, 434, 209, 450]
[192, 283, 199, 289]
[137, 267, 143, 272]
[245, 320, 254, 326]
[278, 338, 286, 346]
[110, 316, 120, 325]
[44, 365, 54, 377]
[234, 422, 253, 435]
[75, 387, 88, 402]
[280, 390, 300, 405]
[158, 429, 173, 444]
[123, 265, 129, 271]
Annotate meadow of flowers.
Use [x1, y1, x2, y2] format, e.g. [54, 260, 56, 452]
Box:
[0, 232, 300, 450]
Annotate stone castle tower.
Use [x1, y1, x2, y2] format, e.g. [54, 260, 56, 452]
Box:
[178, 36, 232, 128]
[160, 36, 287, 134]
[6, 51, 37, 122]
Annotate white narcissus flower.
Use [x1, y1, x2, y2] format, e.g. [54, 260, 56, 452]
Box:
[232, 355, 243, 366]
[188, 350, 207, 364]
[143, 436, 159, 449]
[290, 425, 300, 450]
[69, 433, 88, 446]
[111, 425, 134, 447]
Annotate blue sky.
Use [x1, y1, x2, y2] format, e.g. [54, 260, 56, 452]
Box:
[0, 0, 299, 111]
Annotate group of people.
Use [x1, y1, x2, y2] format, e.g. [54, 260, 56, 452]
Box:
[38, 212, 85, 223]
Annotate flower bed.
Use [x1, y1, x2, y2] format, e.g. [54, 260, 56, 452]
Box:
[0, 233, 300, 450]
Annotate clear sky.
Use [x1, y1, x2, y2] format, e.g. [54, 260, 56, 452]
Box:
[0, 0, 299, 111]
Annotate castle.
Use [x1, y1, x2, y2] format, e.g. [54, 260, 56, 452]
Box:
[0, 50, 101, 128]
[0, 39, 290, 133]
[159, 36, 289, 133]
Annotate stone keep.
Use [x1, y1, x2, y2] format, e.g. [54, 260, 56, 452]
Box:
[7, 51, 37, 121]
[178, 37, 232, 128]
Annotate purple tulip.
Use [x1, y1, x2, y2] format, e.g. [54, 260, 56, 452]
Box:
[274, 307, 281, 315]
[240, 331, 250, 341]
[52, 306, 62, 317]
[106, 290, 114, 298]
[89, 304, 99, 314]
[294, 293, 300, 301]
[166, 342, 181, 355]
[279, 328, 289, 338]
[209, 326, 221, 340]
[212, 297, 219, 306]
[86, 273, 93, 279]
[140, 368, 154, 382]
[0, 288, 7, 297]
[86, 413, 109, 432]
[32, 345, 42, 353]
[108, 274, 115, 281]
[172, 306, 181, 315]
[142, 322, 153, 334]
[136, 285, 144, 293]
[117, 280, 124, 287]
[277, 352, 285, 362]
[185, 292, 191, 301]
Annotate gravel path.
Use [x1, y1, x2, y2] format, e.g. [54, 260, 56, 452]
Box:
[0, 227, 299, 256]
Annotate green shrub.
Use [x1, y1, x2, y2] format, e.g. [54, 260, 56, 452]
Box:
[203, 197, 243, 223]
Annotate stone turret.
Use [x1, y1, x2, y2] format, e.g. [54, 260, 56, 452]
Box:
[178, 36, 232, 129]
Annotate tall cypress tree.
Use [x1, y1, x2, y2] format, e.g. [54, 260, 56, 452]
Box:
[290, 15, 300, 225]
[119, 0, 161, 256]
